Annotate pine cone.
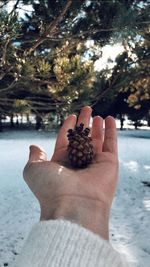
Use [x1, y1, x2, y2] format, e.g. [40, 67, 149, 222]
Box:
[67, 123, 94, 168]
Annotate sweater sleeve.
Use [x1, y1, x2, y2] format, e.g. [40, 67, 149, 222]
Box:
[14, 219, 129, 267]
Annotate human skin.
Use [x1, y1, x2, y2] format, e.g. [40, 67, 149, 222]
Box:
[23, 106, 119, 240]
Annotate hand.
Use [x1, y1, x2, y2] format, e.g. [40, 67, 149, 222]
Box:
[23, 106, 118, 240]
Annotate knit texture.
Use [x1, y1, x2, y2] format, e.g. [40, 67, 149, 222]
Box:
[14, 220, 129, 267]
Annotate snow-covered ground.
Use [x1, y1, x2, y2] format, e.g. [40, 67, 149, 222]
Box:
[0, 129, 150, 267]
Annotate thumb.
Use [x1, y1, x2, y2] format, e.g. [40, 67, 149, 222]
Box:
[28, 145, 47, 162]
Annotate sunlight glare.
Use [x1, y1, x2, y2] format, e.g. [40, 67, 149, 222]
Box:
[58, 166, 64, 175]
[144, 165, 150, 170]
[143, 199, 150, 211]
[123, 161, 139, 172]
[114, 244, 136, 264]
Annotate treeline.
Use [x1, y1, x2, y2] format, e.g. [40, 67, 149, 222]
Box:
[0, 0, 149, 130]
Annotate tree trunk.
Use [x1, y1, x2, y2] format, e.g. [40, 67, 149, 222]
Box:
[60, 113, 64, 126]
[134, 121, 138, 130]
[35, 115, 43, 130]
[16, 115, 19, 125]
[21, 114, 23, 124]
[119, 113, 124, 130]
[147, 113, 150, 127]
[0, 117, 3, 132]
[26, 113, 30, 124]
[10, 114, 14, 128]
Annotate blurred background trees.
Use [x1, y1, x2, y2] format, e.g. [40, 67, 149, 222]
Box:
[0, 0, 149, 130]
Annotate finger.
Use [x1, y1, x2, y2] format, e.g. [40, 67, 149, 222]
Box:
[28, 145, 47, 163]
[77, 106, 92, 128]
[91, 116, 103, 153]
[102, 116, 118, 155]
[53, 114, 77, 152]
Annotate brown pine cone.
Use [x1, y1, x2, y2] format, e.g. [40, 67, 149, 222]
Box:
[67, 123, 94, 168]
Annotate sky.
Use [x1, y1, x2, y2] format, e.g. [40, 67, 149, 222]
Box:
[94, 44, 124, 71]
[7, 0, 34, 16]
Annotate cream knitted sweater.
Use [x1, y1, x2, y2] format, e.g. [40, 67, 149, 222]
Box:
[14, 220, 129, 267]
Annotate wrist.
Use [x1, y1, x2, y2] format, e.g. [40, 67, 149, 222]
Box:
[40, 196, 109, 240]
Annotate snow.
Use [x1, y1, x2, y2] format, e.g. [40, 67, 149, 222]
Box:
[0, 129, 150, 267]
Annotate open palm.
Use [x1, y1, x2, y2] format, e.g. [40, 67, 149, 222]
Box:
[24, 106, 118, 239]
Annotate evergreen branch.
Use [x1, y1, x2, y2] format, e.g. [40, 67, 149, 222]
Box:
[91, 74, 120, 108]
[1, 38, 11, 65]
[28, 77, 58, 86]
[0, 76, 58, 94]
[27, 0, 72, 55]
[91, 68, 150, 109]
[0, 98, 15, 103]
[45, 27, 118, 41]
[0, 98, 63, 111]
[0, 66, 14, 81]
[44, 0, 72, 35]
[26, 100, 62, 108]
[0, 80, 18, 94]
